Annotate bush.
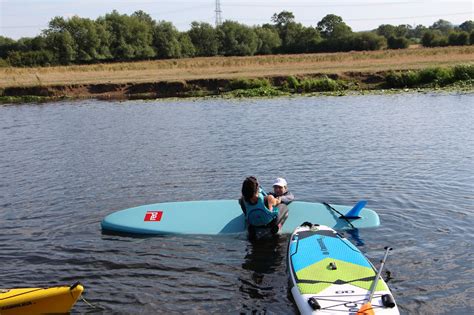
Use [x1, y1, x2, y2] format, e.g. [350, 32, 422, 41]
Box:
[7, 50, 55, 67]
[229, 78, 271, 90]
[421, 31, 449, 47]
[453, 64, 474, 80]
[385, 66, 472, 88]
[285, 76, 300, 90]
[418, 67, 453, 85]
[387, 36, 409, 49]
[0, 58, 10, 67]
[448, 31, 470, 46]
[299, 77, 340, 92]
[385, 71, 419, 88]
[349, 32, 386, 51]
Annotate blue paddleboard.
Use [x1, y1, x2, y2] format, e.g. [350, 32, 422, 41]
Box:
[288, 223, 399, 314]
[101, 200, 380, 235]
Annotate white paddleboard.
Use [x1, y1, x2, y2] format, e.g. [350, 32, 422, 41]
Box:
[288, 223, 399, 314]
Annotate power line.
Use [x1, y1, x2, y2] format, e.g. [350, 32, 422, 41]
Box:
[345, 12, 472, 21]
[2, 5, 471, 31]
[219, 12, 472, 23]
[222, 1, 426, 8]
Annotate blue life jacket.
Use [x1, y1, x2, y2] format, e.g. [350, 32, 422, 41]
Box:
[244, 189, 278, 227]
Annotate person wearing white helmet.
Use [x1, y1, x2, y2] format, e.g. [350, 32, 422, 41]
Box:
[270, 177, 294, 205]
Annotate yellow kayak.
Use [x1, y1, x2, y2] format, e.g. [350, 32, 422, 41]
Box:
[0, 282, 83, 315]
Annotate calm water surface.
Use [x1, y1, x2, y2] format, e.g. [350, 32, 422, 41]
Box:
[1, 92, 473, 314]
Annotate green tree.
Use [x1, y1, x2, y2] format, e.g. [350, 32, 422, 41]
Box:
[7, 50, 54, 67]
[153, 21, 182, 58]
[178, 33, 195, 58]
[376, 24, 397, 38]
[278, 22, 306, 53]
[100, 10, 155, 61]
[44, 30, 76, 64]
[271, 11, 295, 28]
[317, 14, 352, 39]
[48, 16, 68, 32]
[394, 24, 412, 37]
[270, 11, 320, 53]
[458, 20, 474, 33]
[254, 26, 281, 54]
[65, 16, 102, 62]
[294, 26, 322, 53]
[15, 36, 48, 52]
[0, 36, 19, 59]
[430, 19, 453, 34]
[188, 22, 219, 56]
[1, 35, 53, 66]
[44, 16, 112, 63]
[131, 10, 155, 27]
[43, 17, 76, 64]
[217, 21, 258, 56]
[93, 22, 112, 60]
[377, 24, 414, 39]
[409, 24, 428, 40]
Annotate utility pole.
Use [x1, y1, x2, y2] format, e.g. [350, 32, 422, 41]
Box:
[215, 0, 222, 27]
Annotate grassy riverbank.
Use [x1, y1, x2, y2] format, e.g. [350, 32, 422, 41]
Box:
[1, 46, 473, 103]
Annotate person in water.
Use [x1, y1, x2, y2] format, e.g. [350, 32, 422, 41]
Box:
[240, 176, 288, 233]
[269, 177, 294, 205]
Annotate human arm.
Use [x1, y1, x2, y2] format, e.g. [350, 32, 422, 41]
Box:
[264, 195, 278, 211]
[279, 191, 294, 204]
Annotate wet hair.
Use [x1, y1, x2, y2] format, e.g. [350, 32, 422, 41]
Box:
[242, 176, 259, 202]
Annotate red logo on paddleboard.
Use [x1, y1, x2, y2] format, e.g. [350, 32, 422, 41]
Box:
[144, 211, 163, 222]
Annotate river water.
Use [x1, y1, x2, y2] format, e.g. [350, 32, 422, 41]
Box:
[1, 92, 473, 314]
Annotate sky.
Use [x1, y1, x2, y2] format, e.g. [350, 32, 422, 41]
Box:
[0, 0, 473, 39]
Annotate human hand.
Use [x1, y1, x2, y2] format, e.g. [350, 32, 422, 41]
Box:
[266, 195, 277, 210]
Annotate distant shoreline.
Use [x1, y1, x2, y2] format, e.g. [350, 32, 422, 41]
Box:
[1, 46, 473, 103]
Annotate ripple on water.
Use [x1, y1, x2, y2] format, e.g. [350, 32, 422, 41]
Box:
[0, 93, 473, 314]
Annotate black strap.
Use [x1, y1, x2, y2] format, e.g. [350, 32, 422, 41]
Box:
[323, 202, 355, 229]
[297, 275, 375, 285]
[238, 198, 247, 215]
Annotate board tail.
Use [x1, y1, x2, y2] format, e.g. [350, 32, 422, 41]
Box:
[343, 200, 367, 219]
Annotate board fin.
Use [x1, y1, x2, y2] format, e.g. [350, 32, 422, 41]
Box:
[341, 200, 367, 219]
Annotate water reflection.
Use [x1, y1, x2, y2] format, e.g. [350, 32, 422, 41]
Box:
[346, 228, 365, 246]
[240, 236, 285, 299]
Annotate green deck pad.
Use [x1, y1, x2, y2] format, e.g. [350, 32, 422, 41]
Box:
[296, 258, 388, 294]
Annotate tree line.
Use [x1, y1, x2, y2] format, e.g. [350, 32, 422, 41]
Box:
[0, 10, 472, 67]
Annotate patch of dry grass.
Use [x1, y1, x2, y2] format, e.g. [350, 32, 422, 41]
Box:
[1, 46, 473, 88]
